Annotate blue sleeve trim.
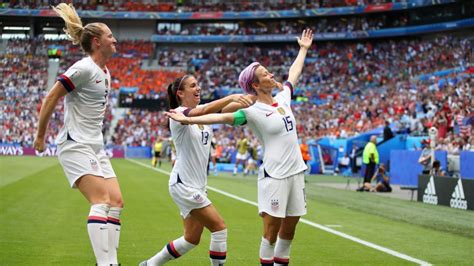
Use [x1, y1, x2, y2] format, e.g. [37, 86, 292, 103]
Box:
[283, 81, 294, 98]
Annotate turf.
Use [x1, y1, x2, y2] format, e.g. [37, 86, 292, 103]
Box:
[0, 156, 473, 265]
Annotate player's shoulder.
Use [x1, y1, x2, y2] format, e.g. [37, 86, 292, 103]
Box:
[67, 57, 94, 75]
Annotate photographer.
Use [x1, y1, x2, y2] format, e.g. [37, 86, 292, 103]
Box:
[371, 164, 392, 192]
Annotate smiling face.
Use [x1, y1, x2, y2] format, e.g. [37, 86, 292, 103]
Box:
[252, 65, 277, 95]
[97, 25, 117, 58]
[176, 75, 201, 108]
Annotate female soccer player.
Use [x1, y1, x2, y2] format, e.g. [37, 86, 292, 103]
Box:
[33, 3, 123, 265]
[166, 29, 313, 266]
[140, 75, 254, 266]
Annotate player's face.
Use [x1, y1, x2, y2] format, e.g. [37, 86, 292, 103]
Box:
[99, 25, 117, 56]
[178, 76, 201, 107]
[253, 66, 276, 94]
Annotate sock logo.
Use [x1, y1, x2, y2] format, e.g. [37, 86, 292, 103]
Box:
[450, 179, 467, 210]
[423, 176, 438, 205]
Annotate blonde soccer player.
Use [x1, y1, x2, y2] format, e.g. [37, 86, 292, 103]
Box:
[33, 3, 123, 265]
[166, 29, 313, 266]
[140, 74, 254, 266]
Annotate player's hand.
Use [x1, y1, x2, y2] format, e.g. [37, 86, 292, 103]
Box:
[33, 137, 46, 152]
[231, 94, 255, 107]
[275, 81, 283, 91]
[297, 29, 313, 50]
[165, 110, 190, 124]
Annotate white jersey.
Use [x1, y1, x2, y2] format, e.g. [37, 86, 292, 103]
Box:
[241, 82, 307, 179]
[169, 106, 212, 188]
[56, 57, 111, 146]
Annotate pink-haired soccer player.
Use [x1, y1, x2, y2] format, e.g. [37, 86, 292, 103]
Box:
[166, 29, 313, 266]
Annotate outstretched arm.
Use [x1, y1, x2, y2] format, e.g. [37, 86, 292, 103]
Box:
[187, 94, 255, 116]
[166, 110, 235, 125]
[287, 29, 313, 87]
[34, 81, 68, 152]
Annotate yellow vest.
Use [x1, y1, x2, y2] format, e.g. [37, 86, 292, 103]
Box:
[363, 142, 379, 164]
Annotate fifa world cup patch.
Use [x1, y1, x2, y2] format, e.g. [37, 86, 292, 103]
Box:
[271, 199, 279, 211]
[277, 107, 286, 115]
[193, 193, 205, 203]
[90, 159, 99, 171]
[198, 124, 204, 130]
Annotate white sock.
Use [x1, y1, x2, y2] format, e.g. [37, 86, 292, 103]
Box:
[274, 237, 292, 265]
[107, 207, 122, 264]
[259, 237, 275, 265]
[233, 166, 237, 174]
[87, 204, 110, 266]
[209, 229, 227, 265]
[147, 236, 196, 266]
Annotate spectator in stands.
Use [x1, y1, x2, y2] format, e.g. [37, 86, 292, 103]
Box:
[383, 120, 394, 141]
[418, 139, 433, 175]
[430, 160, 446, 176]
[358, 135, 379, 191]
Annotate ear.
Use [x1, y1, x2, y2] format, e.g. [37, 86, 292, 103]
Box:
[176, 90, 184, 98]
[93, 36, 101, 48]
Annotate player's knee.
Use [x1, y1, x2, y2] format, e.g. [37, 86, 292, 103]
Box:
[211, 220, 226, 232]
[184, 234, 201, 245]
[278, 230, 295, 240]
[110, 197, 124, 208]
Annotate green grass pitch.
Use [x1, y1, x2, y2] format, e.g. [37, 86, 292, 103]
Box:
[1, 156, 473, 265]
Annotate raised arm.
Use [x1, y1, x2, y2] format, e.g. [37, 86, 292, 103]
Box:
[187, 94, 255, 116]
[34, 81, 68, 152]
[166, 110, 235, 126]
[287, 29, 313, 87]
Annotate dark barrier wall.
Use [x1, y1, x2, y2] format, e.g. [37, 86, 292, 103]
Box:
[418, 175, 474, 210]
[460, 151, 474, 179]
[390, 150, 447, 186]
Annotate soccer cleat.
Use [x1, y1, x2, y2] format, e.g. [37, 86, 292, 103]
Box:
[138, 261, 147, 266]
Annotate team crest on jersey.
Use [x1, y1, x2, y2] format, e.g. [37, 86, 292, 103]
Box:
[198, 124, 204, 130]
[271, 199, 279, 211]
[193, 193, 204, 203]
[90, 159, 98, 171]
[277, 107, 285, 115]
[105, 79, 109, 89]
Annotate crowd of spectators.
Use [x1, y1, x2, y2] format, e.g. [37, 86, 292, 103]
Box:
[4, 0, 408, 12]
[1, 39, 52, 147]
[1, 35, 472, 154]
[160, 14, 407, 36]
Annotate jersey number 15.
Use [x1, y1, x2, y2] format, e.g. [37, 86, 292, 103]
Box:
[282, 116, 294, 132]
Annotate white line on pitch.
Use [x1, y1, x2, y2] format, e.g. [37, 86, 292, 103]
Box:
[127, 159, 431, 266]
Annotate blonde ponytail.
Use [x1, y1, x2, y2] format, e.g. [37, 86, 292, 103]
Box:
[52, 3, 106, 54]
[52, 3, 84, 45]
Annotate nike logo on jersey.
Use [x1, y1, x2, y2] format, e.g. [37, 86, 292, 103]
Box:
[95, 80, 102, 83]
[266, 112, 274, 117]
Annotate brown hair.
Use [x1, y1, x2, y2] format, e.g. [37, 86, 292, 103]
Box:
[52, 3, 106, 54]
[167, 75, 191, 109]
